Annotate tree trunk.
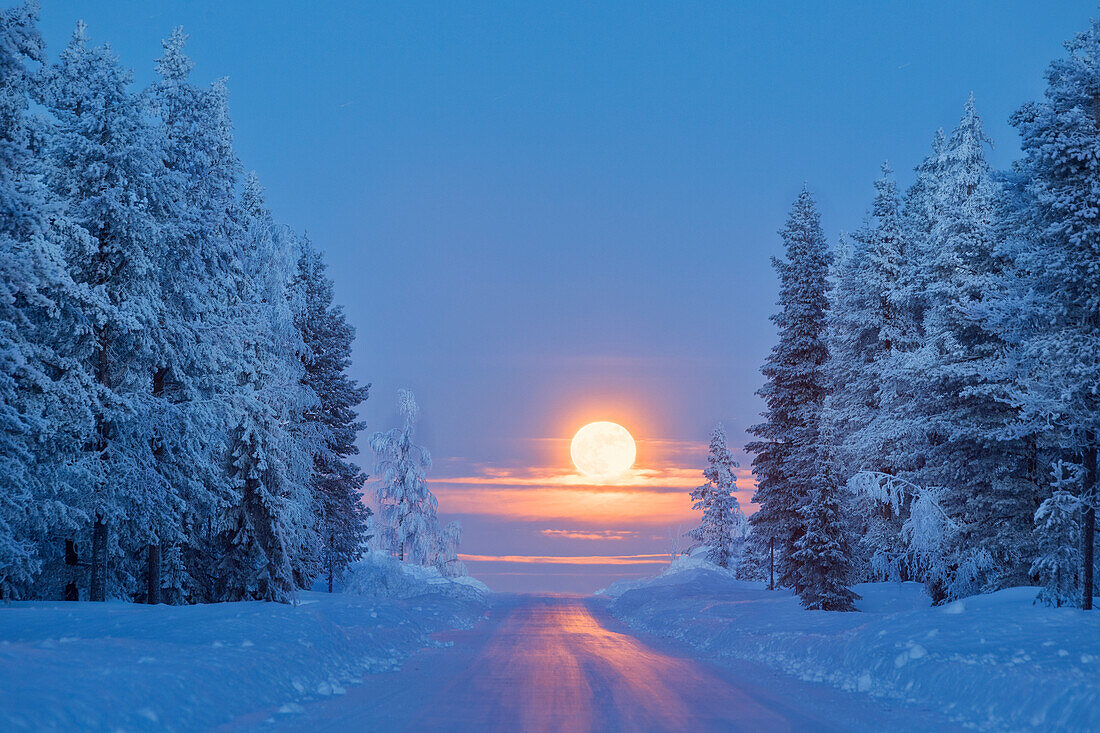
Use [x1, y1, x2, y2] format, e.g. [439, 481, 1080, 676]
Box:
[146, 543, 161, 604]
[1083, 433, 1096, 610]
[64, 539, 80, 601]
[90, 312, 110, 603]
[90, 515, 107, 602]
[327, 535, 335, 593]
[769, 537, 775, 590]
[147, 367, 167, 604]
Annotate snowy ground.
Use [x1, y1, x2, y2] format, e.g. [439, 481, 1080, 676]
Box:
[4, 554, 1097, 731]
[0, 553, 489, 731]
[600, 557, 1100, 731]
[261, 593, 959, 732]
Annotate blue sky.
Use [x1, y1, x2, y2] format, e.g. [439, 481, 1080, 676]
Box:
[38, 1, 1098, 591]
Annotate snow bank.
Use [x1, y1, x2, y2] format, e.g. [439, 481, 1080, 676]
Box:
[606, 566, 1100, 730]
[0, 554, 489, 730]
[596, 554, 730, 598]
[343, 550, 491, 604]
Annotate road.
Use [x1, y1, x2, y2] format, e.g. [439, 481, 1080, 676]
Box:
[254, 595, 957, 732]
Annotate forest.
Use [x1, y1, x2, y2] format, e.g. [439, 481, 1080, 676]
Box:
[0, 3, 400, 604]
[693, 28, 1100, 611]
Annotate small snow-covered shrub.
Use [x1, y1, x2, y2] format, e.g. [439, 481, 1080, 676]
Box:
[342, 551, 490, 603]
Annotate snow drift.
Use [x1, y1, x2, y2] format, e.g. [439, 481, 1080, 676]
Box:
[0, 552, 489, 731]
[343, 550, 491, 603]
[603, 558, 1100, 730]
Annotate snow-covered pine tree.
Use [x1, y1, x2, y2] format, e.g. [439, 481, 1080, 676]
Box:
[0, 1, 96, 599]
[688, 424, 747, 569]
[1010, 19, 1100, 609]
[747, 187, 831, 588]
[898, 129, 946, 337]
[829, 164, 916, 484]
[371, 389, 447, 566]
[36, 22, 173, 601]
[824, 164, 929, 588]
[1031, 461, 1083, 607]
[141, 27, 243, 603]
[293, 238, 371, 592]
[791, 418, 859, 611]
[214, 175, 318, 602]
[905, 97, 1038, 600]
[821, 233, 884, 582]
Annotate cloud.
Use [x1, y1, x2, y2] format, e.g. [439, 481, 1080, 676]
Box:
[458, 553, 669, 566]
[539, 529, 639, 541]
[435, 486, 692, 524]
[431, 462, 754, 492]
[425, 440, 757, 527]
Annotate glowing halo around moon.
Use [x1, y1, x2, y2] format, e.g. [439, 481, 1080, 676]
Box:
[570, 421, 637, 479]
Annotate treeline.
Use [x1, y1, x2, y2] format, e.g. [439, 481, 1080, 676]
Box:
[748, 18, 1100, 611]
[0, 4, 370, 603]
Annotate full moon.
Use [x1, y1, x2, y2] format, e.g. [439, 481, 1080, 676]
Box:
[570, 421, 636, 479]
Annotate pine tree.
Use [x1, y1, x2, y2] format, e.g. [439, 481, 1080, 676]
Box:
[747, 187, 831, 588]
[829, 164, 916, 483]
[791, 420, 860, 611]
[371, 389, 448, 566]
[688, 424, 747, 569]
[1032, 485, 1081, 608]
[825, 164, 934, 589]
[140, 26, 243, 603]
[214, 175, 318, 602]
[907, 97, 1037, 599]
[293, 238, 371, 592]
[1010, 19, 1100, 609]
[37, 21, 172, 601]
[898, 129, 946, 336]
[0, 1, 95, 599]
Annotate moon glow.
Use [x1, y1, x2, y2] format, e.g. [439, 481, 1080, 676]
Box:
[570, 421, 636, 479]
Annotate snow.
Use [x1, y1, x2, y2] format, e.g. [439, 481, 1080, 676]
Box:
[603, 560, 1100, 730]
[343, 550, 491, 602]
[0, 552, 488, 730]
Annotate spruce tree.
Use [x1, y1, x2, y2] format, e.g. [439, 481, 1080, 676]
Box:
[37, 22, 172, 601]
[0, 2, 95, 599]
[371, 389, 447, 566]
[747, 187, 831, 588]
[1031, 488, 1081, 608]
[910, 97, 1037, 599]
[214, 175, 318, 602]
[791, 419, 860, 611]
[829, 164, 916, 483]
[141, 27, 242, 603]
[825, 165, 930, 588]
[1010, 19, 1100, 609]
[293, 238, 371, 592]
[688, 424, 747, 569]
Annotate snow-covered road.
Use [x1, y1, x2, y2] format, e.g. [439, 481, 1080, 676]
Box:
[255, 595, 957, 732]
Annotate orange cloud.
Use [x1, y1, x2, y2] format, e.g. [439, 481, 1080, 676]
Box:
[435, 486, 698, 525]
[459, 553, 669, 566]
[424, 438, 757, 526]
[539, 529, 639, 540]
[434, 482, 756, 525]
[432, 467, 700, 489]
